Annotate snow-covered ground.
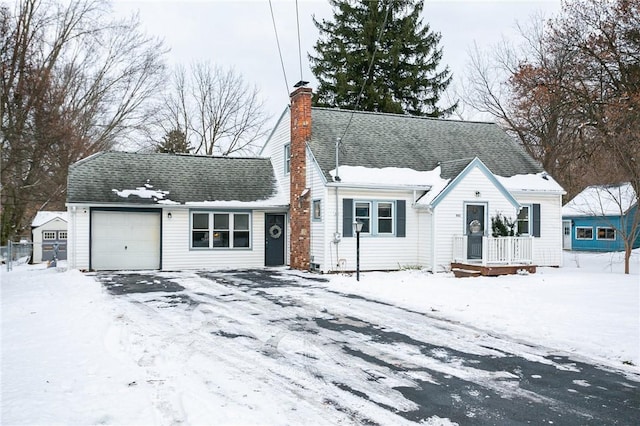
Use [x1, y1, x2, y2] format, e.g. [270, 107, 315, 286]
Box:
[1, 250, 638, 425]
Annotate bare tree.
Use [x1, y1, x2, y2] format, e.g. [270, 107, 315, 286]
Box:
[157, 62, 270, 157]
[0, 0, 166, 244]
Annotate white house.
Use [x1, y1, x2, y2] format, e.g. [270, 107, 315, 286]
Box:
[66, 85, 564, 273]
[31, 211, 68, 263]
[261, 86, 565, 273]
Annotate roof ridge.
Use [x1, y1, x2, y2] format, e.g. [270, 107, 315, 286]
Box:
[311, 106, 499, 125]
[96, 151, 270, 161]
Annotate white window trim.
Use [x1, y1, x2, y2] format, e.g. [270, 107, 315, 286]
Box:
[517, 204, 531, 236]
[190, 211, 252, 250]
[354, 200, 396, 236]
[575, 226, 593, 240]
[596, 227, 616, 241]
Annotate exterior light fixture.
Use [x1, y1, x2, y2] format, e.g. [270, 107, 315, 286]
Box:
[353, 220, 364, 281]
[167, 212, 172, 219]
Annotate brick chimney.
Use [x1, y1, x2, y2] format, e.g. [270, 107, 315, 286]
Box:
[289, 85, 312, 270]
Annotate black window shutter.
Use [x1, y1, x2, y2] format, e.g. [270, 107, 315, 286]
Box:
[532, 203, 541, 237]
[343, 198, 353, 237]
[396, 200, 406, 237]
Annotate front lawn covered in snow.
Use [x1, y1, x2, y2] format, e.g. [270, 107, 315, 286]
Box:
[1, 250, 638, 424]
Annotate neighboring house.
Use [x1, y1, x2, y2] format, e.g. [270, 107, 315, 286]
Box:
[31, 211, 68, 263]
[66, 154, 287, 271]
[562, 183, 640, 252]
[260, 86, 565, 273]
[66, 85, 565, 272]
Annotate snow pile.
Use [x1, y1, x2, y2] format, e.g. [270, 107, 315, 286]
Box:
[563, 182, 638, 216]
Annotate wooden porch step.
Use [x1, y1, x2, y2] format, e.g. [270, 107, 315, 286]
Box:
[451, 268, 482, 278]
[451, 262, 537, 277]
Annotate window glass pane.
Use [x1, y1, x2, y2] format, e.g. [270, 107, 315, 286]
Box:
[359, 218, 370, 233]
[58, 231, 67, 239]
[192, 231, 209, 247]
[313, 200, 321, 220]
[43, 231, 56, 240]
[214, 214, 229, 229]
[234, 214, 249, 230]
[193, 213, 209, 229]
[355, 203, 370, 217]
[213, 231, 229, 247]
[234, 231, 250, 248]
[378, 219, 392, 233]
[378, 203, 392, 218]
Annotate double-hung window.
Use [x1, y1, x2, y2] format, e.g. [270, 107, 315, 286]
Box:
[191, 212, 251, 249]
[355, 202, 371, 233]
[517, 205, 530, 235]
[284, 144, 290, 174]
[377, 202, 394, 234]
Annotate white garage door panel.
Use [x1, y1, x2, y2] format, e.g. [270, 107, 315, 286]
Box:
[92, 211, 160, 270]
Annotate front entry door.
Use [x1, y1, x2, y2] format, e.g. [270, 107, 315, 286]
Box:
[265, 214, 285, 266]
[466, 204, 485, 260]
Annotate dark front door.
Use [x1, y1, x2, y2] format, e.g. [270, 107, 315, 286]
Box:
[466, 204, 485, 260]
[265, 214, 285, 266]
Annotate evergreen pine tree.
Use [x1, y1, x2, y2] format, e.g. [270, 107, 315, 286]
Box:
[156, 128, 191, 154]
[309, 0, 457, 117]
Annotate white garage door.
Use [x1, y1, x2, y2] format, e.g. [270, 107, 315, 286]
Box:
[91, 210, 161, 270]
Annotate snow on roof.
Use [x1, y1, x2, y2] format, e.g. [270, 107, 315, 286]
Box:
[329, 165, 447, 189]
[496, 172, 565, 194]
[112, 183, 170, 202]
[32, 211, 67, 227]
[563, 183, 638, 217]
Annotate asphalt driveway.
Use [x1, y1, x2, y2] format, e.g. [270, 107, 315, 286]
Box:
[94, 269, 640, 425]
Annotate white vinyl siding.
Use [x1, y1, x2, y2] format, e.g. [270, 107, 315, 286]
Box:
[162, 209, 266, 270]
[67, 206, 89, 269]
[308, 150, 327, 270]
[259, 108, 291, 202]
[512, 193, 563, 266]
[320, 188, 417, 273]
[433, 167, 517, 272]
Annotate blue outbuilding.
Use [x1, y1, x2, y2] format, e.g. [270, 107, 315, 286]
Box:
[562, 183, 639, 252]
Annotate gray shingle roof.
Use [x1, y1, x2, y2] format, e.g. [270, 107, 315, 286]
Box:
[309, 108, 543, 181]
[67, 152, 280, 205]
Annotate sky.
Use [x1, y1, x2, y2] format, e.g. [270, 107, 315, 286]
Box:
[111, 0, 563, 128]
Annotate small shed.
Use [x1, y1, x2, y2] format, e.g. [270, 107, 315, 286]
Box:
[562, 183, 639, 252]
[31, 211, 68, 263]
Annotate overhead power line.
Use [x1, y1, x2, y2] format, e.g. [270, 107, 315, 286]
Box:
[269, 0, 290, 100]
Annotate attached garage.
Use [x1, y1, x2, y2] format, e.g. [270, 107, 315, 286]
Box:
[91, 209, 161, 270]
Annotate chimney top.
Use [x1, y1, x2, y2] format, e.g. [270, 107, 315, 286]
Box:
[293, 80, 309, 88]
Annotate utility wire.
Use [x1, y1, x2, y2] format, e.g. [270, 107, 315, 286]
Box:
[339, 3, 391, 143]
[295, 0, 304, 82]
[269, 0, 290, 100]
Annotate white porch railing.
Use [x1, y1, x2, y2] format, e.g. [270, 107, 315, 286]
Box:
[452, 235, 533, 265]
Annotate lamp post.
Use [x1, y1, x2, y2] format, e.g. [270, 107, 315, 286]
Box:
[354, 220, 363, 281]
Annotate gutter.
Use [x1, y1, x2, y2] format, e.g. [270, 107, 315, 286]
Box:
[325, 182, 432, 192]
